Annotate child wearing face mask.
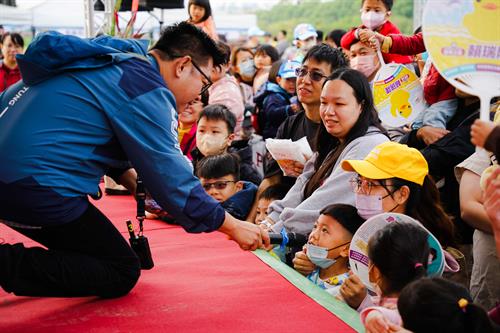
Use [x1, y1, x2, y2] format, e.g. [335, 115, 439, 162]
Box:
[197, 153, 257, 220]
[350, 222, 430, 332]
[340, 0, 412, 65]
[193, 104, 262, 185]
[305, 204, 365, 297]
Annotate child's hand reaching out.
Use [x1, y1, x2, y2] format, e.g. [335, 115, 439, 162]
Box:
[365, 310, 392, 333]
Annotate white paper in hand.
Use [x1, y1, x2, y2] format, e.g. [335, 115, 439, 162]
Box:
[265, 137, 313, 175]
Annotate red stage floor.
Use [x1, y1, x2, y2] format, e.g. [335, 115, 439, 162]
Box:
[0, 195, 358, 332]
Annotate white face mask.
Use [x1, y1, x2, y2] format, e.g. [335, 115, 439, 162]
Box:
[306, 241, 349, 269]
[196, 134, 228, 156]
[350, 54, 378, 78]
[361, 11, 386, 30]
[355, 193, 384, 220]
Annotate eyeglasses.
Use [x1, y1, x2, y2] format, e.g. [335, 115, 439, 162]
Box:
[190, 58, 213, 95]
[202, 180, 236, 191]
[349, 176, 388, 195]
[295, 67, 328, 82]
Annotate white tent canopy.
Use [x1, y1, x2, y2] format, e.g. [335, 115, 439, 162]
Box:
[0, 4, 32, 26]
[1, 0, 257, 37]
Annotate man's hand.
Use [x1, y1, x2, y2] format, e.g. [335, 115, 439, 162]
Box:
[471, 119, 495, 148]
[219, 213, 270, 251]
[292, 246, 316, 275]
[339, 271, 368, 309]
[416, 126, 450, 146]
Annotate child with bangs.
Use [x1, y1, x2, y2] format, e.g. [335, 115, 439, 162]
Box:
[197, 153, 257, 220]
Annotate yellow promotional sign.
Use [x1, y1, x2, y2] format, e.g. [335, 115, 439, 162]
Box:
[423, 0, 500, 120]
[373, 64, 426, 127]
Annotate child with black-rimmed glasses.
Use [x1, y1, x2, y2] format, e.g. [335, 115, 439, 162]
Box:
[197, 153, 257, 220]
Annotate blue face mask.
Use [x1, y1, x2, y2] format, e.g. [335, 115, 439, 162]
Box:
[306, 241, 350, 269]
[238, 59, 256, 79]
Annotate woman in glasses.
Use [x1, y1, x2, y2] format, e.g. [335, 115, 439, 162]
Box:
[264, 68, 389, 237]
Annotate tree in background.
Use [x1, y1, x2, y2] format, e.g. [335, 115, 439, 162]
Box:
[257, 0, 413, 40]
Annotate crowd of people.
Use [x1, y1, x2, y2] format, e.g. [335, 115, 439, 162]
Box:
[1, 0, 499, 332]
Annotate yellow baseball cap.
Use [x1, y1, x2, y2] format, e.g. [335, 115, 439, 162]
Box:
[341, 142, 429, 185]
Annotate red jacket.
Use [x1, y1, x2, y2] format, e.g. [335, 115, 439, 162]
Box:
[389, 32, 456, 105]
[0, 62, 22, 92]
[341, 20, 413, 64]
[179, 124, 197, 161]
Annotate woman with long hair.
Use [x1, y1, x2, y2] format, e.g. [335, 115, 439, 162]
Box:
[264, 68, 389, 236]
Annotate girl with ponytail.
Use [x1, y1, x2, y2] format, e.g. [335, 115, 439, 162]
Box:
[358, 222, 430, 332]
[398, 277, 497, 333]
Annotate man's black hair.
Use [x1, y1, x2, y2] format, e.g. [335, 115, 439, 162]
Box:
[258, 183, 289, 201]
[196, 153, 240, 181]
[280, 29, 287, 37]
[198, 104, 236, 134]
[361, 0, 393, 11]
[151, 21, 224, 67]
[302, 43, 349, 73]
[255, 44, 280, 63]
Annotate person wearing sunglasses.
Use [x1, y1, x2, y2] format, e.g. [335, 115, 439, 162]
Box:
[197, 153, 258, 220]
[0, 22, 268, 299]
[248, 44, 348, 222]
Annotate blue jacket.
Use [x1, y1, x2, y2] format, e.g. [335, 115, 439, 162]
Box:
[0, 31, 225, 232]
[222, 181, 257, 220]
[253, 82, 292, 139]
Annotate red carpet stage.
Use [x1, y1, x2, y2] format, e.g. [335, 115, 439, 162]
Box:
[0, 195, 361, 332]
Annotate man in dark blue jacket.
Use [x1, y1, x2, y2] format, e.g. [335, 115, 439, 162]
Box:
[0, 22, 268, 298]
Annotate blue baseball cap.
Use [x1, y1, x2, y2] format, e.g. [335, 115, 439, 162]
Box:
[247, 26, 266, 37]
[294, 23, 317, 41]
[278, 60, 301, 79]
